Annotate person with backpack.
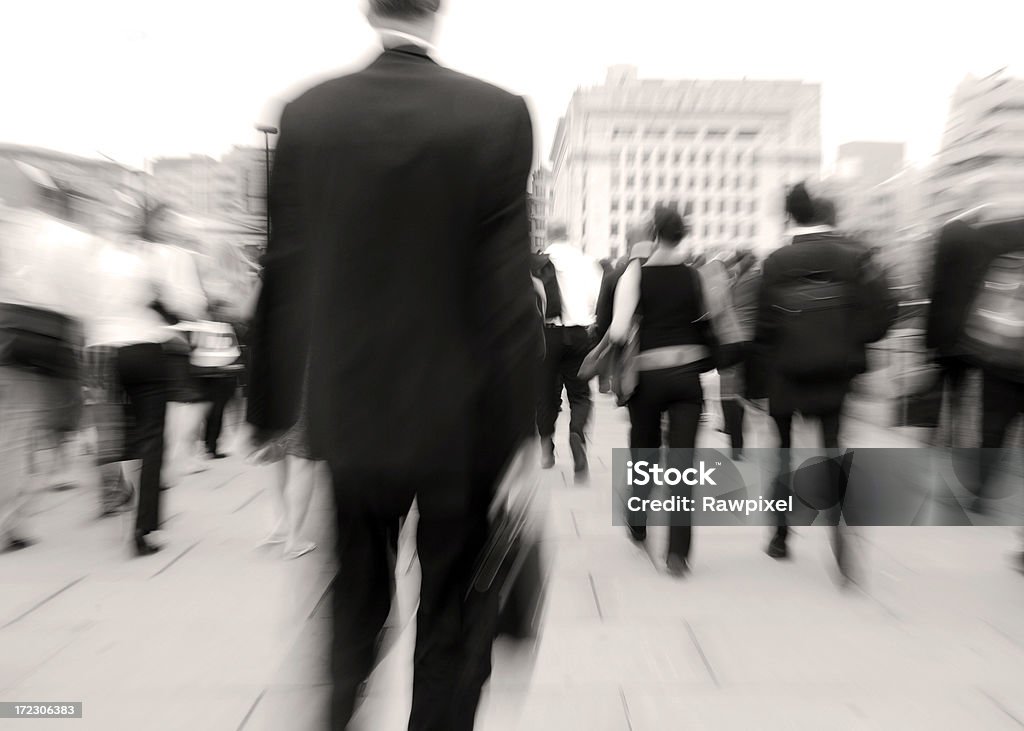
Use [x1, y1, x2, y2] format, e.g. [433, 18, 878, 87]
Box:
[532, 222, 603, 479]
[753, 183, 894, 579]
[941, 212, 1024, 518]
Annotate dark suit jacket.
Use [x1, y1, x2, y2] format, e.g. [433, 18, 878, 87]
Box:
[247, 46, 539, 504]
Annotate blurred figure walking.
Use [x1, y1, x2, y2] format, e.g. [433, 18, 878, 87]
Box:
[88, 196, 207, 556]
[0, 159, 93, 552]
[720, 249, 760, 459]
[753, 183, 894, 580]
[246, 1, 540, 727]
[533, 222, 603, 478]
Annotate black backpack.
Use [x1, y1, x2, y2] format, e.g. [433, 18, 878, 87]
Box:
[531, 254, 563, 320]
[771, 235, 859, 379]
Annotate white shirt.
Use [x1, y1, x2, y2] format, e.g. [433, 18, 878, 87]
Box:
[543, 241, 602, 328]
[88, 240, 208, 348]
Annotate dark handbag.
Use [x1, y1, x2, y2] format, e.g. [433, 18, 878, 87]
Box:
[0, 303, 79, 379]
[469, 439, 548, 641]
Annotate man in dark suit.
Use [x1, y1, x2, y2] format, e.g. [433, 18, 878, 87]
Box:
[246, 1, 540, 727]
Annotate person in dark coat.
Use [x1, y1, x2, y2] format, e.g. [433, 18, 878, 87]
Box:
[753, 183, 891, 577]
[245, 1, 540, 727]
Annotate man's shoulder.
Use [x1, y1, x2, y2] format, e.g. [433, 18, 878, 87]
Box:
[288, 60, 522, 114]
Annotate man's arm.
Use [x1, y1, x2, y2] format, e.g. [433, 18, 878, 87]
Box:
[471, 96, 540, 470]
[246, 103, 309, 432]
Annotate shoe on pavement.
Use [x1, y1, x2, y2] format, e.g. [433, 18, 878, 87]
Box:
[766, 534, 789, 560]
[283, 541, 317, 560]
[5, 536, 36, 553]
[569, 433, 588, 476]
[628, 525, 647, 544]
[666, 554, 690, 578]
[540, 438, 555, 469]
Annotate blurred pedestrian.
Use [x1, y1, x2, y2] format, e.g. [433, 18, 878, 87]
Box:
[246, 1, 541, 727]
[719, 248, 760, 459]
[88, 194, 207, 556]
[0, 160, 93, 551]
[753, 183, 894, 581]
[609, 205, 718, 577]
[533, 222, 603, 478]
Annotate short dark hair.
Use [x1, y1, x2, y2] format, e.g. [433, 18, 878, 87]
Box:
[785, 183, 817, 225]
[652, 204, 686, 246]
[368, 0, 441, 20]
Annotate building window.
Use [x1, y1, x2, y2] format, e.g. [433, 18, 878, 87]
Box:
[719, 175, 727, 190]
[736, 152, 744, 166]
[672, 175, 681, 188]
[626, 151, 637, 165]
[719, 223, 727, 235]
[648, 128, 668, 139]
[673, 152, 682, 165]
[626, 198, 635, 212]
[749, 199, 757, 213]
[703, 200, 711, 214]
[689, 151, 698, 165]
[703, 175, 711, 190]
[703, 223, 710, 238]
[613, 126, 636, 139]
[611, 173, 620, 187]
[733, 224, 741, 238]
[734, 199, 742, 214]
[749, 222, 757, 236]
[626, 175, 635, 188]
[750, 175, 758, 190]
[688, 176, 696, 191]
[720, 151, 728, 166]
[704, 152, 713, 165]
[719, 199, 726, 213]
[642, 197, 651, 210]
[642, 174, 651, 188]
[611, 223, 619, 236]
[642, 151, 651, 164]
[611, 198, 620, 212]
[657, 174, 666, 188]
[657, 151, 667, 165]
[735, 174, 742, 190]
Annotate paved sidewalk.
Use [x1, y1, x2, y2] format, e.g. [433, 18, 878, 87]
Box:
[2, 395, 1024, 730]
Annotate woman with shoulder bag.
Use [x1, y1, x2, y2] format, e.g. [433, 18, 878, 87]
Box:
[609, 205, 722, 577]
[88, 196, 206, 556]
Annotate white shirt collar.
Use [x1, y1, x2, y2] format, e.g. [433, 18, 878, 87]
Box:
[785, 224, 834, 238]
[378, 29, 437, 55]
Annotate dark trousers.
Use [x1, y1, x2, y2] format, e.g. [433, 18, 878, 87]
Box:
[328, 469, 496, 731]
[771, 411, 844, 544]
[116, 343, 169, 536]
[722, 399, 745, 452]
[627, 366, 703, 560]
[537, 326, 592, 442]
[202, 376, 236, 453]
[978, 371, 1024, 497]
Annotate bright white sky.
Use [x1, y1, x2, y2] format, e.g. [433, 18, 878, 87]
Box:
[3, 0, 1021, 171]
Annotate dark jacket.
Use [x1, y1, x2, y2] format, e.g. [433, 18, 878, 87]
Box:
[926, 218, 1024, 367]
[247, 46, 540, 502]
[751, 231, 885, 415]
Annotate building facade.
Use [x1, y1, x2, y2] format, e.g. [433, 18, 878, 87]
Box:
[928, 69, 1024, 228]
[528, 167, 550, 252]
[549, 66, 822, 259]
[150, 146, 273, 224]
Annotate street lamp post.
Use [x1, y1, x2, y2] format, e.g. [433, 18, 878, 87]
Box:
[255, 125, 278, 248]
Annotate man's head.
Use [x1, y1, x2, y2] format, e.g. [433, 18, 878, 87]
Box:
[366, 0, 442, 44]
[814, 197, 837, 227]
[784, 182, 817, 226]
